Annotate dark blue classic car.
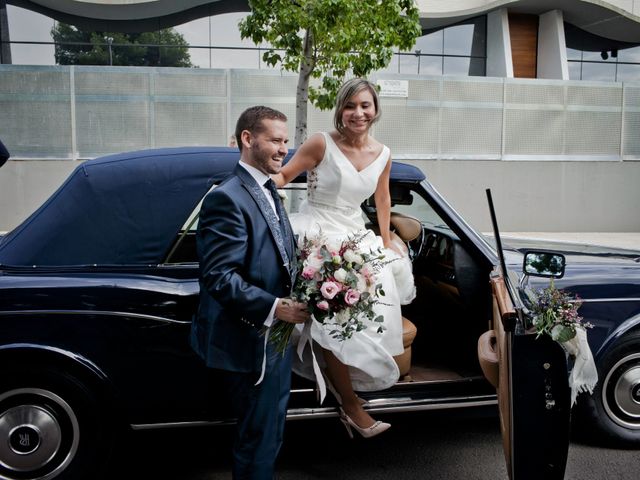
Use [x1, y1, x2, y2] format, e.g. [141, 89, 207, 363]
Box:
[0, 147, 639, 480]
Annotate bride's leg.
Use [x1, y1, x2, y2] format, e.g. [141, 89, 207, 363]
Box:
[322, 348, 376, 428]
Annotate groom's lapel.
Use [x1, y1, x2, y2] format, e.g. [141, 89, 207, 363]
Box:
[235, 165, 291, 271]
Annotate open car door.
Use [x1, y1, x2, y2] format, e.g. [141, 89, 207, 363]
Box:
[479, 189, 571, 480]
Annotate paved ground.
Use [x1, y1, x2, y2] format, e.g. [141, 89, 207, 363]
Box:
[108, 408, 640, 479]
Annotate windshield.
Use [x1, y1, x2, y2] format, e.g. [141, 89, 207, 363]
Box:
[388, 189, 454, 234]
[181, 182, 459, 236]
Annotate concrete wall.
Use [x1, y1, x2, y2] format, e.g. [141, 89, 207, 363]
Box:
[0, 160, 78, 231]
[1, 66, 640, 233]
[419, 159, 640, 232]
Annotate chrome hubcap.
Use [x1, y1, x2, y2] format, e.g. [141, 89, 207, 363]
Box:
[603, 353, 640, 429]
[0, 406, 61, 471]
[0, 388, 79, 479]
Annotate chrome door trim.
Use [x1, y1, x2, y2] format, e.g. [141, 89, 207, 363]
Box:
[129, 395, 498, 430]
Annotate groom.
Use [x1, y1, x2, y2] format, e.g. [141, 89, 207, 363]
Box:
[190, 106, 308, 479]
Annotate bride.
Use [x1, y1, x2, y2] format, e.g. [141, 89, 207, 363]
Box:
[273, 78, 415, 438]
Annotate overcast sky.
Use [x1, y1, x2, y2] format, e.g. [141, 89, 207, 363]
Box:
[6, 4, 260, 68]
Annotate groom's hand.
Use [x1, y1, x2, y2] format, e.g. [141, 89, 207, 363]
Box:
[275, 299, 309, 324]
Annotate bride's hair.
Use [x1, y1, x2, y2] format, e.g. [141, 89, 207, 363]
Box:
[333, 78, 381, 135]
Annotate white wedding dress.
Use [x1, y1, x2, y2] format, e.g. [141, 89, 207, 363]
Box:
[290, 132, 416, 394]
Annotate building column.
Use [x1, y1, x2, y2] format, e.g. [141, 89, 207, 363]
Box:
[537, 10, 569, 79]
[0, 0, 11, 64]
[486, 8, 513, 78]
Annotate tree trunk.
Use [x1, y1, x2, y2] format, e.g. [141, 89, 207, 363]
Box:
[294, 29, 314, 147]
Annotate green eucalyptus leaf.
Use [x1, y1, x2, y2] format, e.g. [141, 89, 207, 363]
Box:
[240, 0, 420, 142]
[551, 324, 576, 343]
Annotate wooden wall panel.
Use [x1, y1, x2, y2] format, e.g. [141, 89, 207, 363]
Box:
[509, 13, 539, 78]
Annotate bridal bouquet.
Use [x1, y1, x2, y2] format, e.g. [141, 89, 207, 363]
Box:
[526, 280, 598, 405]
[527, 280, 593, 342]
[268, 231, 387, 354]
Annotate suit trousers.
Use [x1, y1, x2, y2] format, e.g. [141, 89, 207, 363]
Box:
[222, 341, 293, 480]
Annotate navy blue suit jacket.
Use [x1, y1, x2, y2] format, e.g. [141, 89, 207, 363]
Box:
[190, 165, 296, 373]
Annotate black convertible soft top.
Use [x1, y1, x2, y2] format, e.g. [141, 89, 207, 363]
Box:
[0, 139, 9, 167]
[0, 146, 425, 267]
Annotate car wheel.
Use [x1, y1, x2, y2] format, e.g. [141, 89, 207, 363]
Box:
[0, 366, 114, 480]
[575, 331, 640, 446]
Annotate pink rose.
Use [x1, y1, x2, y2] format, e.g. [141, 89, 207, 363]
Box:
[320, 281, 340, 299]
[316, 300, 329, 311]
[301, 265, 317, 280]
[361, 265, 375, 283]
[344, 289, 360, 306]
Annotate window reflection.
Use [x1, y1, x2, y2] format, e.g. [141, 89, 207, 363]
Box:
[618, 46, 640, 63]
[444, 57, 485, 76]
[568, 61, 582, 80]
[580, 62, 617, 82]
[397, 16, 486, 76]
[444, 22, 485, 57]
[565, 22, 640, 82]
[617, 63, 640, 82]
[419, 57, 443, 76]
[414, 30, 443, 55]
[566, 48, 582, 61]
[399, 54, 420, 75]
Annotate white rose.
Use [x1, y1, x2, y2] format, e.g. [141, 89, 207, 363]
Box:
[336, 310, 350, 324]
[334, 268, 348, 283]
[344, 249, 364, 265]
[306, 254, 324, 270]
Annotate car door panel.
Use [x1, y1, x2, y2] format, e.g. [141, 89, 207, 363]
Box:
[491, 275, 571, 479]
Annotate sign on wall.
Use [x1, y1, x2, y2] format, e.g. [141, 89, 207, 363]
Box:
[377, 79, 409, 97]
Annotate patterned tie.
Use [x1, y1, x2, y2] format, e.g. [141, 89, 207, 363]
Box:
[264, 179, 294, 259]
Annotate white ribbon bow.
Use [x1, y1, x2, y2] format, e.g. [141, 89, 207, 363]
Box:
[297, 319, 327, 403]
[561, 327, 599, 406]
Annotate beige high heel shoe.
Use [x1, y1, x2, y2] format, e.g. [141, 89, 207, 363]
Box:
[338, 407, 391, 439]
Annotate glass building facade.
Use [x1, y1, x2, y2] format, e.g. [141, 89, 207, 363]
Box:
[5, 5, 640, 82]
[387, 17, 486, 76]
[565, 22, 640, 82]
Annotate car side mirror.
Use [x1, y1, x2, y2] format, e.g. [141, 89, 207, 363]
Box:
[523, 251, 566, 278]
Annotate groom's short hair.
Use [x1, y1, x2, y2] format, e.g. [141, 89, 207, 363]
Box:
[235, 106, 288, 152]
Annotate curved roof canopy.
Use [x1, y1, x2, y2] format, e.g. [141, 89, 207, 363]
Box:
[9, 0, 250, 32]
[416, 0, 640, 43]
[10, 1, 640, 42]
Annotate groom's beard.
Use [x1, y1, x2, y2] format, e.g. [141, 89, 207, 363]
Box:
[251, 143, 284, 175]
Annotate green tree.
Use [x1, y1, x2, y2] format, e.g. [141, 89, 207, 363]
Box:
[51, 23, 193, 67]
[239, 0, 421, 145]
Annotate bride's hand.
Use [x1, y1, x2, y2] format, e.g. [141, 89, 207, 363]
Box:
[383, 238, 406, 256]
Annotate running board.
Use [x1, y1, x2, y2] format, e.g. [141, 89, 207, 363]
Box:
[130, 394, 498, 430]
[286, 394, 498, 420]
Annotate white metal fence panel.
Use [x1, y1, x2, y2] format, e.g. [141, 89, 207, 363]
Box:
[1, 66, 639, 162]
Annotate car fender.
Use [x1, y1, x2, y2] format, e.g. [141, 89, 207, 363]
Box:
[0, 342, 116, 400]
[594, 312, 640, 361]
